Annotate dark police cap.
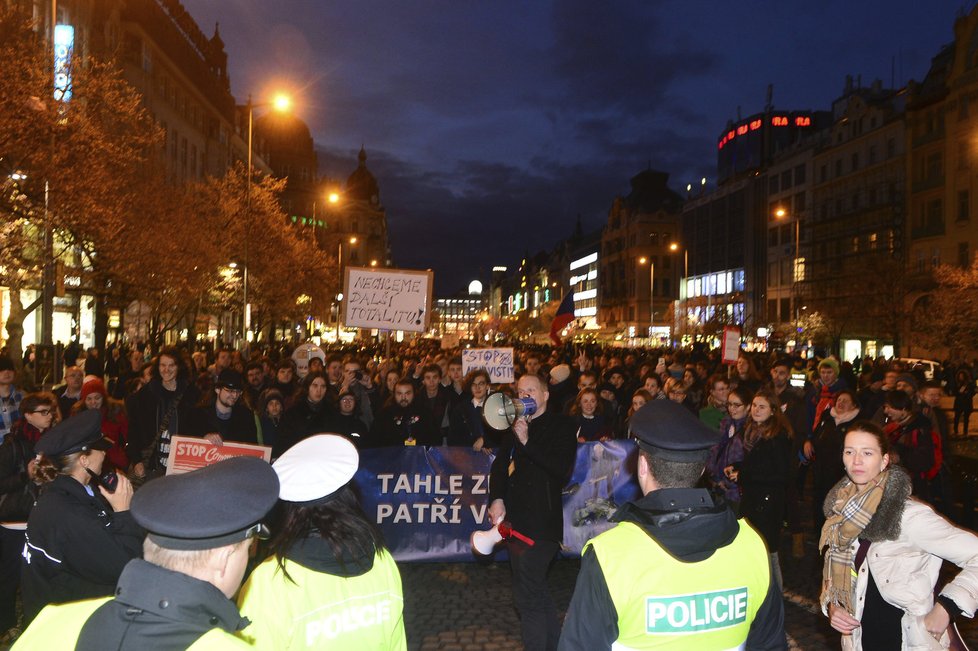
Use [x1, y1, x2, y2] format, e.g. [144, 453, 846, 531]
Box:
[216, 368, 244, 391]
[629, 399, 721, 462]
[34, 410, 112, 457]
[132, 456, 279, 551]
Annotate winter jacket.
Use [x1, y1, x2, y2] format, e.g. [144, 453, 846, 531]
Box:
[126, 378, 201, 468]
[822, 468, 978, 650]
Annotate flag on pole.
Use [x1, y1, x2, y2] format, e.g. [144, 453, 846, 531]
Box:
[550, 293, 575, 346]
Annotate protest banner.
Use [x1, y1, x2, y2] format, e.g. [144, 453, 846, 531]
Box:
[721, 326, 742, 365]
[344, 267, 433, 333]
[355, 441, 640, 562]
[461, 347, 515, 384]
[166, 436, 272, 475]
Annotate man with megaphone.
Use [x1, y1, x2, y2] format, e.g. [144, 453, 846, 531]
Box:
[557, 399, 787, 650]
[486, 373, 577, 651]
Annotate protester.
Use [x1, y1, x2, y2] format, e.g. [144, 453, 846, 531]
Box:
[706, 386, 750, 513]
[559, 399, 786, 650]
[448, 369, 492, 448]
[256, 388, 285, 451]
[15, 456, 279, 649]
[187, 369, 259, 445]
[72, 377, 129, 472]
[821, 422, 978, 650]
[569, 388, 613, 443]
[488, 373, 576, 651]
[20, 411, 142, 624]
[275, 372, 337, 457]
[0, 357, 24, 445]
[725, 388, 793, 589]
[238, 435, 406, 649]
[811, 389, 861, 535]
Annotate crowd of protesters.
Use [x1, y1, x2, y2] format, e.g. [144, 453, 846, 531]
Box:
[1, 336, 978, 647]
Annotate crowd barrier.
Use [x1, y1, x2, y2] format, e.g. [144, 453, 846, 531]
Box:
[354, 440, 643, 562]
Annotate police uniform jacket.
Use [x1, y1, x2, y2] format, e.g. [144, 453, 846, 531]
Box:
[14, 559, 252, 650]
[20, 474, 143, 623]
[488, 409, 577, 543]
[558, 488, 787, 650]
[238, 536, 406, 650]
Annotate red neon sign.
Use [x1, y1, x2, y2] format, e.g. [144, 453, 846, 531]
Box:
[795, 116, 811, 127]
[750, 119, 762, 131]
[771, 116, 789, 126]
[737, 124, 748, 135]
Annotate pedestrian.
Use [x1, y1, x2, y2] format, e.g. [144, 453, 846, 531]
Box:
[558, 399, 786, 650]
[487, 373, 577, 651]
[274, 372, 337, 457]
[0, 393, 57, 644]
[14, 456, 279, 649]
[20, 410, 142, 625]
[821, 422, 978, 650]
[0, 357, 25, 445]
[238, 435, 406, 649]
[953, 369, 974, 437]
[725, 388, 793, 590]
[706, 386, 750, 513]
[811, 389, 860, 535]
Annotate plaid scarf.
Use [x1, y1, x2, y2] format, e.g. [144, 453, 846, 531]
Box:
[818, 469, 890, 615]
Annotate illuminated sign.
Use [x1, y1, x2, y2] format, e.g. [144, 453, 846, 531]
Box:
[717, 112, 815, 149]
[64, 275, 81, 287]
[569, 252, 598, 270]
[54, 25, 74, 102]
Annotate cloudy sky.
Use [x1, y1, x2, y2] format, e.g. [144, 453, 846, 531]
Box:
[182, 0, 961, 293]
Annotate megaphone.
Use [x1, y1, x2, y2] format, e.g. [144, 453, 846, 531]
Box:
[483, 392, 537, 430]
[470, 521, 535, 556]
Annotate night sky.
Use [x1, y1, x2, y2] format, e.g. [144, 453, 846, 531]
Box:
[181, 0, 961, 294]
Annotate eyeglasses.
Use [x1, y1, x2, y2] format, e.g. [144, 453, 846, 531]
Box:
[32, 409, 54, 416]
[727, 402, 745, 408]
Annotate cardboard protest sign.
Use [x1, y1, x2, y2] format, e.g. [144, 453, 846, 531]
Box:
[461, 347, 515, 384]
[721, 326, 742, 365]
[166, 436, 271, 475]
[344, 267, 433, 333]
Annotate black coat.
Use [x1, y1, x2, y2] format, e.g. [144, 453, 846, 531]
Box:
[126, 378, 201, 468]
[274, 399, 337, 457]
[737, 430, 792, 551]
[0, 423, 40, 521]
[21, 475, 143, 624]
[186, 402, 258, 445]
[488, 409, 577, 543]
[369, 403, 439, 448]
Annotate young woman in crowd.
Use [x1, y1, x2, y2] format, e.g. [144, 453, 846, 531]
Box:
[707, 386, 750, 514]
[731, 354, 763, 396]
[726, 388, 792, 589]
[821, 421, 978, 650]
[624, 389, 653, 437]
[569, 388, 613, 443]
[71, 378, 129, 473]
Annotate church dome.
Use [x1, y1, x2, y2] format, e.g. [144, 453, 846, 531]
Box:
[346, 146, 380, 204]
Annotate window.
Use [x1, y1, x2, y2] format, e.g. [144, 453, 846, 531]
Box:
[927, 152, 943, 180]
[932, 248, 941, 268]
[869, 232, 878, 250]
[768, 299, 778, 320]
[781, 170, 792, 189]
[794, 164, 806, 184]
[887, 138, 896, 158]
[780, 224, 791, 246]
[769, 176, 780, 194]
[769, 227, 778, 247]
[835, 159, 843, 177]
[959, 242, 971, 267]
[959, 141, 970, 170]
[649, 232, 659, 245]
[959, 190, 970, 222]
[869, 145, 877, 165]
[662, 278, 671, 296]
[852, 236, 859, 253]
[820, 165, 828, 183]
[916, 248, 926, 273]
[794, 192, 806, 213]
[852, 192, 860, 211]
[780, 298, 791, 321]
[851, 153, 859, 171]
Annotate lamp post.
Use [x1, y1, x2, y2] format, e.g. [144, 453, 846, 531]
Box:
[243, 92, 291, 347]
[336, 236, 357, 342]
[775, 207, 802, 341]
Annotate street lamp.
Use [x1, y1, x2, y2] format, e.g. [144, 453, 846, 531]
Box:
[336, 236, 357, 342]
[243, 92, 292, 346]
[775, 206, 801, 326]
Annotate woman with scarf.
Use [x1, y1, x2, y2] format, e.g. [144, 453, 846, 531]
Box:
[725, 388, 792, 589]
[812, 390, 861, 534]
[821, 421, 978, 650]
[707, 386, 750, 514]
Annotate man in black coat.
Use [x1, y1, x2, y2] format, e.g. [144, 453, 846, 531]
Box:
[488, 373, 577, 651]
[369, 379, 438, 447]
[186, 369, 258, 446]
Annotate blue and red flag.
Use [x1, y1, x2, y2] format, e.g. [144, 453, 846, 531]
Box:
[550, 293, 575, 345]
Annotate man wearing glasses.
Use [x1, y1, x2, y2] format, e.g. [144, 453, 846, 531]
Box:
[187, 369, 259, 446]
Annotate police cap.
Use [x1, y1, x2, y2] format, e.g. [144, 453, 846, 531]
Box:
[132, 456, 279, 551]
[629, 399, 720, 462]
[34, 410, 113, 457]
[274, 434, 358, 505]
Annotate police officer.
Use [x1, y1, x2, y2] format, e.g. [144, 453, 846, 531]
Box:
[14, 456, 279, 649]
[20, 410, 143, 625]
[237, 434, 406, 649]
[558, 399, 787, 650]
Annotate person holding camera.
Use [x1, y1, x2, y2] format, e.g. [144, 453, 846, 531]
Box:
[20, 410, 142, 625]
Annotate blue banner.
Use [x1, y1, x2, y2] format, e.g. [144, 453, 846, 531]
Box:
[355, 441, 642, 562]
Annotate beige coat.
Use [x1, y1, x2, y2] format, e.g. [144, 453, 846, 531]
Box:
[823, 485, 978, 650]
